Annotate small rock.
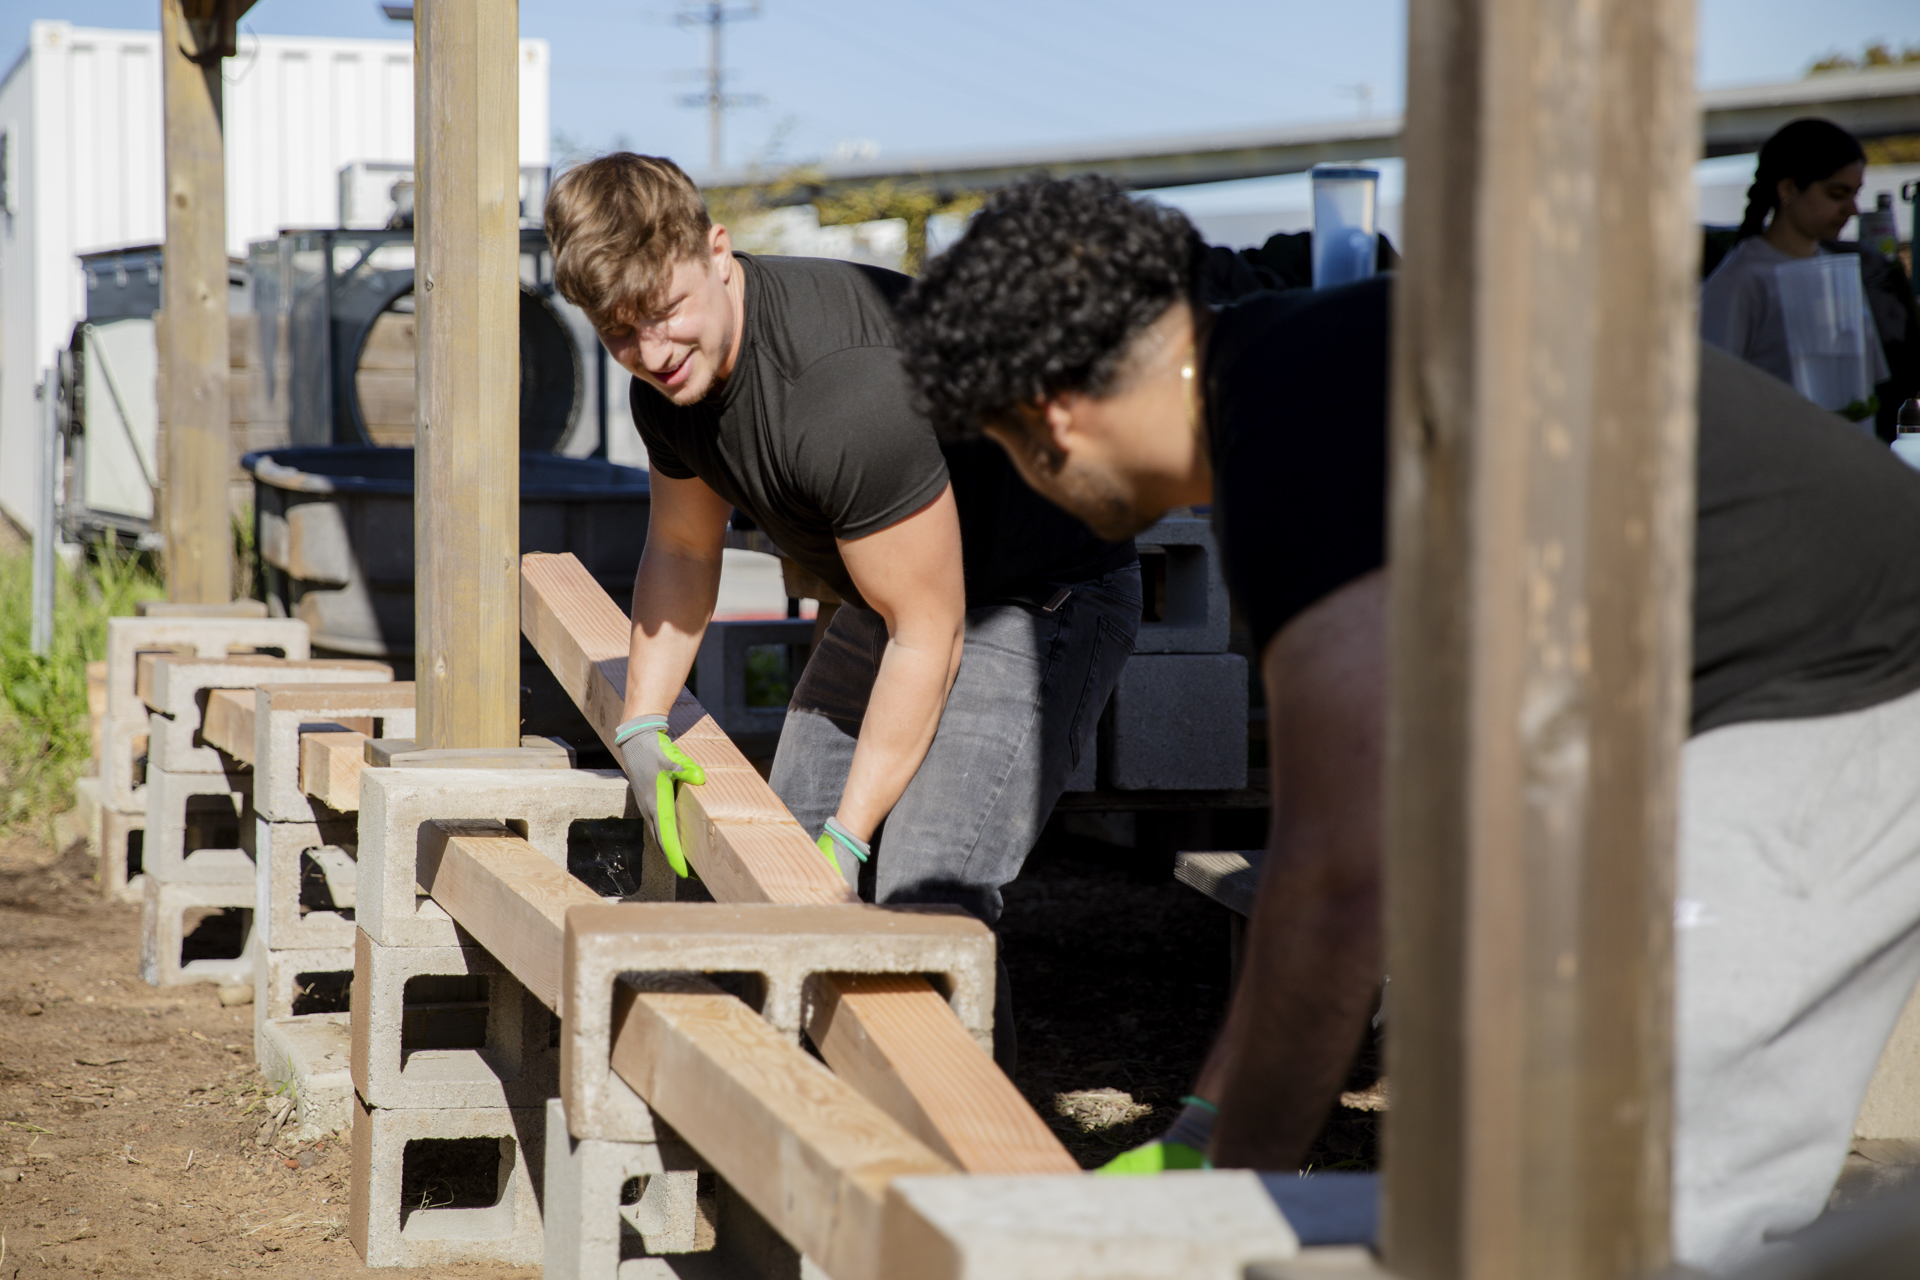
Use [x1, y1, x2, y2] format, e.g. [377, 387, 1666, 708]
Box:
[22, 1002, 42, 1016]
[0, 1166, 21, 1182]
[296, 1150, 316, 1168]
[216, 985, 253, 1008]
[74, 1053, 126, 1067]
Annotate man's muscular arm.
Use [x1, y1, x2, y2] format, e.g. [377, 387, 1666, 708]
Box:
[621, 471, 734, 720]
[831, 484, 967, 842]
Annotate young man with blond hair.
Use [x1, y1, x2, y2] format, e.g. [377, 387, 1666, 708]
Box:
[544, 155, 1141, 1067]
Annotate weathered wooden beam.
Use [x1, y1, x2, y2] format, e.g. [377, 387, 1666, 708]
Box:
[413, 0, 521, 749]
[417, 820, 599, 1011]
[522, 550, 1078, 1174]
[300, 731, 370, 812]
[609, 973, 955, 1280]
[1383, 0, 1698, 1275]
[158, 0, 233, 605]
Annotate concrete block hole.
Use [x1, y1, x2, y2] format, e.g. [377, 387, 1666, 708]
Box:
[399, 1135, 512, 1231]
[126, 829, 144, 879]
[298, 849, 354, 920]
[183, 793, 244, 853]
[180, 906, 251, 963]
[567, 818, 647, 898]
[401, 974, 491, 1060]
[291, 969, 351, 1016]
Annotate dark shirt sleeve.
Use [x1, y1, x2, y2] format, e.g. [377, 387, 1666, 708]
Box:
[783, 346, 951, 540]
[627, 376, 697, 480]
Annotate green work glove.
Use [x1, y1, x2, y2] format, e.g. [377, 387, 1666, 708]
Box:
[815, 817, 871, 876]
[614, 715, 706, 878]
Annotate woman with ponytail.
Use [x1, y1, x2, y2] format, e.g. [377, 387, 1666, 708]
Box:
[1701, 117, 1888, 392]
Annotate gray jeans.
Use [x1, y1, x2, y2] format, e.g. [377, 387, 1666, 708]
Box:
[768, 564, 1141, 926]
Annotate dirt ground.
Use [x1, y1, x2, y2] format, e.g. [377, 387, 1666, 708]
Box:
[0, 813, 1379, 1280]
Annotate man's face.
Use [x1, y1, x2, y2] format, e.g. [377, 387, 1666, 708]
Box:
[598, 228, 737, 407]
[983, 408, 1168, 543]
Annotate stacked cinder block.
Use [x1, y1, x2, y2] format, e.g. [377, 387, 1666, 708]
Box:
[98, 612, 297, 902]
[692, 617, 816, 749]
[348, 765, 638, 1267]
[138, 651, 387, 988]
[1090, 515, 1248, 792]
[250, 682, 414, 1140]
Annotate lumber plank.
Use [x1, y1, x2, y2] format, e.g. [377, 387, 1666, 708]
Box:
[523, 551, 1078, 1174]
[807, 974, 1079, 1174]
[419, 821, 600, 1011]
[301, 731, 369, 812]
[200, 688, 257, 763]
[609, 973, 954, 1280]
[521, 551, 855, 906]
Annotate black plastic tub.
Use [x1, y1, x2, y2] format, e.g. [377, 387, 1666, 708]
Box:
[245, 446, 649, 658]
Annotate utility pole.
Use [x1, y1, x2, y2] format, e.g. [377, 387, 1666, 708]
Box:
[676, 1, 763, 172]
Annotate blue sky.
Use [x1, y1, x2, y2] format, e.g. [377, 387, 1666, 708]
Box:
[5, 0, 1916, 176]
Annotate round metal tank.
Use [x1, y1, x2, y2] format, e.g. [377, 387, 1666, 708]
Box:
[246, 447, 648, 657]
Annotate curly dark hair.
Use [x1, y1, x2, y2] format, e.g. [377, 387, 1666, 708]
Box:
[898, 175, 1205, 441]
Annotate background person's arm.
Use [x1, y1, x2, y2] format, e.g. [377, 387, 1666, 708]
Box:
[621, 470, 734, 719]
[830, 484, 968, 841]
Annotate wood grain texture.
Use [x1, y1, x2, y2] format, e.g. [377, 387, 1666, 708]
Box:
[521, 552, 854, 905]
[609, 973, 954, 1280]
[159, 0, 232, 605]
[524, 550, 1076, 1177]
[1383, 0, 1697, 1273]
[413, 0, 521, 749]
[199, 688, 256, 762]
[808, 975, 1079, 1175]
[301, 731, 370, 812]
[260, 683, 415, 715]
[418, 821, 600, 1011]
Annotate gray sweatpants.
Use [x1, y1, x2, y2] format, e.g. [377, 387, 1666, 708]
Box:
[767, 563, 1141, 926]
[1676, 681, 1920, 1271]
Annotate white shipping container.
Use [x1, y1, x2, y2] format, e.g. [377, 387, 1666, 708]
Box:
[0, 21, 551, 536]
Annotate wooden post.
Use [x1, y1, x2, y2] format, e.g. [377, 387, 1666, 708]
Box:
[1382, 0, 1699, 1276]
[158, 0, 253, 604]
[413, 0, 521, 748]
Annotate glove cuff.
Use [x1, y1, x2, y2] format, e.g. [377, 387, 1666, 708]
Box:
[821, 817, 871, 863]
[615, 715, 670, 745]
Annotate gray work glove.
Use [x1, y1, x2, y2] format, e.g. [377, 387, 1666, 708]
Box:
[614, 714, 705, 877]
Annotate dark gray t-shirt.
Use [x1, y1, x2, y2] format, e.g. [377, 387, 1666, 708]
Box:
[630, 253, 1133, 610]
[1206, 278, 1920, 735]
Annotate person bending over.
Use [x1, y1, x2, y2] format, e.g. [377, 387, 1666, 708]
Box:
[898, 175, 1920, 1271]
[544, 156, 1141, 1069]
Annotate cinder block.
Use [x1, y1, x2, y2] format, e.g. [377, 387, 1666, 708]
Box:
[140, 875, 254, 986]
[255, 815, 358, 951]
[254, 943, 353, 1033]
[1102, 653, 1248, 791]
[1133, 516, 1229, 655]
[253, 684, 417, 823]
[693, 619, 815, 741]
[881, 1171, 1298, 1279]
[144, 764, 256, 883]
[349, 1094, 545, 1268]
[145, 656, 392, 774]
[104, 616, 310, 811]
[561, 903, 995, 1143]
[259, 1013, 354, 1139]
[542, 1097, 709, 1279]
[350, 929, 559, 1110]
[98, 803, 147, 904]
[356, 767, 633, 949]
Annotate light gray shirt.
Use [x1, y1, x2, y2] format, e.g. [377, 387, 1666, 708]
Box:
[1700, 236, 1888, 390]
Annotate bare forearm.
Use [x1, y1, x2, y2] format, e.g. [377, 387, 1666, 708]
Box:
[621, 544, 721, 721]
[834, 631, 961, 839]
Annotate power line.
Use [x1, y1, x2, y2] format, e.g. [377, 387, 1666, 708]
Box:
[676, 1, 766, 171]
